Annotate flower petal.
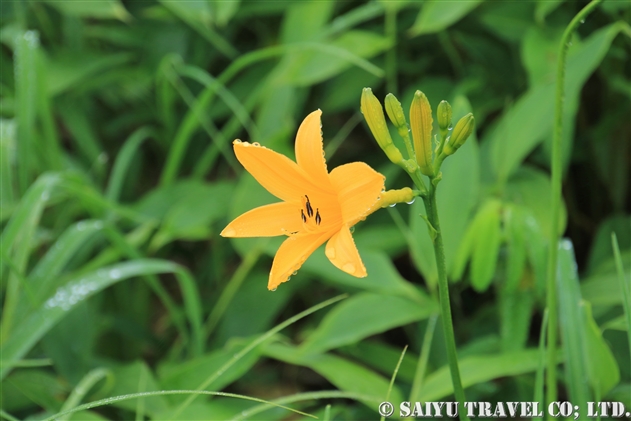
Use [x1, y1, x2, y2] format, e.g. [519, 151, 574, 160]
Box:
[325, 225, 367, 277]
[221, 202, 301, 238]
[233, 141, 315, 202]
[329, 162, 385, 227]
[268, 231, 331, 290]
[295, 110, 332, 187]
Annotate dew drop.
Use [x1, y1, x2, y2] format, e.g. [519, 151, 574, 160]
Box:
[447, 124, 453, 131]
[234, 139, 242, 144]
[109, 269, 122, 279]
[292, 271, 298, 275]
[271, 288, 277, 292]
[221, 227, 236, 237]
[349, 226, 355, 233]
[580, 19, 585, 24]
[381, 188, 386, 193]
[406, 198, 416, 205]
[252, 142, 260, 146]
[389, 203, 396, 208]
[342, 263, 355, 274]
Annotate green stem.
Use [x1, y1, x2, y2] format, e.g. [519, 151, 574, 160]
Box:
[546, 0, 601, 410]
[422, 182, 468, 420]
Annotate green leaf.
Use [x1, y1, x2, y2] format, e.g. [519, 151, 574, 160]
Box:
[280, 1, 335, 43]
[150, 180, 234, 249]
[0, 119, 16, 209]
[300, 293, 437, 355]
[286, 31, 391, 86]
[0, 369, 67, 413]
[582, 302, 620, 396]
[158, 0, 237, 58]
[557, 239, 591, 409]
[409, 0, 483, 36]
[586, 215, 631, 273]
[535, 0, 565, 24]
[453, 199, 502, 291]
[42, 0, 130, 20]
[303, 249, 426, 302]
[505, 166, 567, 239]
[106, 361, 169, 416]
[419, 350, 543, 401]
[1, 173, 63, 342]
[14, 30, 40, 194]
[158, 341, 261, 400]
[264, 342, 403, 408]
[0, 259, 194, 381]
[46, 52, 133, 96]
[489, 23, 628, 182]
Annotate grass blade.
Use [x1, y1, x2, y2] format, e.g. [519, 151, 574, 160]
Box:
[40, 390, 316, 421]
[172, 294, 348, 417]
[381, 345, 407, 421]
[612, 233, 631, 356]
[0, 259, 191, 381]
[106, 126, 153, 203]
[0, 173, 62, 342]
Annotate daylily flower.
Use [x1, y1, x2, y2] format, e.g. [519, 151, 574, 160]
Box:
[221, 110, 386, 290]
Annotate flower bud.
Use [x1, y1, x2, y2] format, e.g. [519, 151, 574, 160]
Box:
[385, 93, 408, 138]
[367, 187, 415, 214]
[409, 90, 434, 176]
[443, 113, 475, 156]
[361, 88, 404, 165]
[437, 100, 452, 132]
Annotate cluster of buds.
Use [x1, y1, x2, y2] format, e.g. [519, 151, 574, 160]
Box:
[360, 88, 475, 182]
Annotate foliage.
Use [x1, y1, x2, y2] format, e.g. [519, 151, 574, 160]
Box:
[1, 1, 629, 419]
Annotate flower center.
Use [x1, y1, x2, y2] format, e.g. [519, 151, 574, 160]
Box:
[300, 195, 322, 232]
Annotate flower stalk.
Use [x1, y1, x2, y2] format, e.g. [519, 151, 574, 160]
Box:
[546, 0, 602, 409]
[362, 89, 472, 421]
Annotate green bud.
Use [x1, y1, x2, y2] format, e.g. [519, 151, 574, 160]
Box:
[385, 93, 408, 138]
[361, 88, 404, 165]
[443, 113, 475, 156]
[409, 90, 434, 176]
[437, 100, 452, 132]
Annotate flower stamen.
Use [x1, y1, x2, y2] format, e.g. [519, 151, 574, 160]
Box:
[305, 195, 314, 217]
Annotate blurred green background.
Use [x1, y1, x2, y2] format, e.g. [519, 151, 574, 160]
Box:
[1, 1, 630, 420]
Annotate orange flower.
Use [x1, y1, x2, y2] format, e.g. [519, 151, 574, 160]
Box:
[221, 110, 385, 290]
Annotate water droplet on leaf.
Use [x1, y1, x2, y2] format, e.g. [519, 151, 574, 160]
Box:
[406, 198, 415, 205]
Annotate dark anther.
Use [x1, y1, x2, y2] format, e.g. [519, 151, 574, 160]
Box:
[301, 209, 307, 223]
[315, 209, 322, 225]
[305, 195, 314, 217]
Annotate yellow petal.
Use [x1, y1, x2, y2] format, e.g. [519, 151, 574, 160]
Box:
[233, 141, 316, 202]
[294, 110, 332, 188]
[329, 162, 385, 227]
[268, 231, 331, 290]
[325, 225, 367, 277]
[221, 202, 301, 238]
